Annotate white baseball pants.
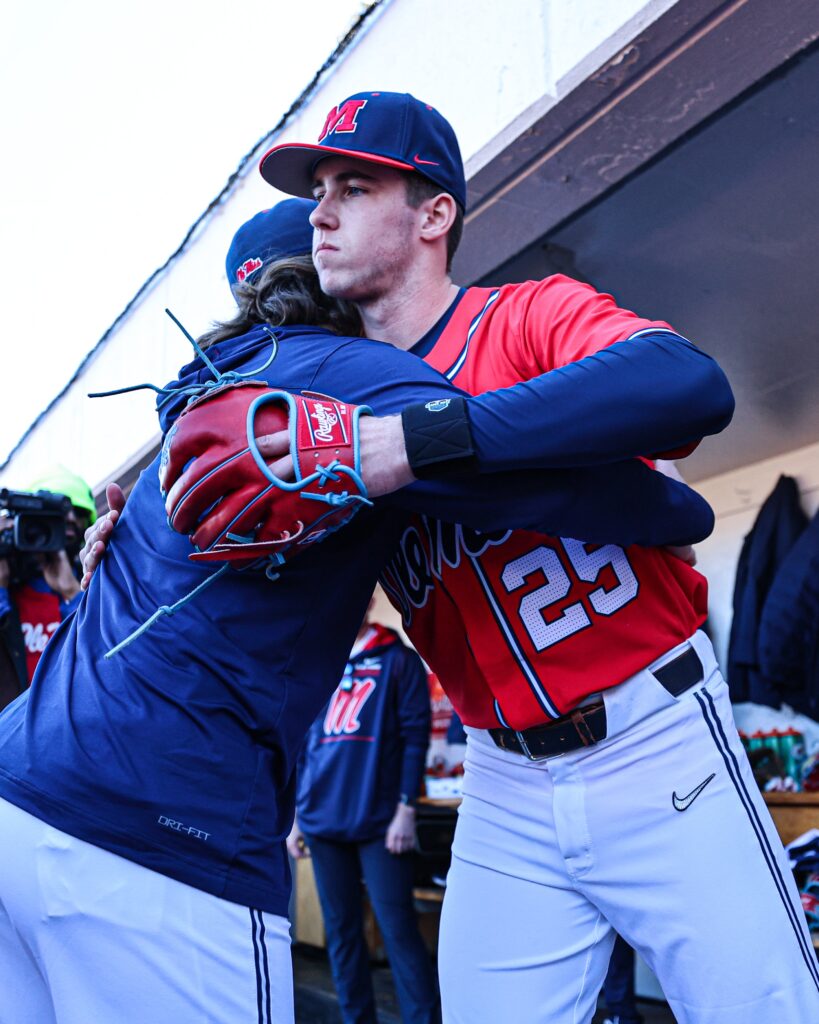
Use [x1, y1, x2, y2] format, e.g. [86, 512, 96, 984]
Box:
[438, 631, 819, 1024]
[0, 799, 292, 1024]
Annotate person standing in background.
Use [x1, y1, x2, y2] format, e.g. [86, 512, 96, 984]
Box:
[0, 466, 95, 708]
[288, 601, 439, 1024]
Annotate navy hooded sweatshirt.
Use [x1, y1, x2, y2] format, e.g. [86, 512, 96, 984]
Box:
[0, 324, 713, 915]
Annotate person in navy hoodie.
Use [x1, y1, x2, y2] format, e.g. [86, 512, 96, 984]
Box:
[288, 601, 438, 1023]
[30, 202, 712, 1023]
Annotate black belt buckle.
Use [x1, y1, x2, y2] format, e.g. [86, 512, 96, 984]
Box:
[513, 729, 551, 762]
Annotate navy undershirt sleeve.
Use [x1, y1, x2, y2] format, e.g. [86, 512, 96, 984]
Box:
[464, 332, 735, 472]
[392, 461, 714, 547]
[314, 337, 715, 547]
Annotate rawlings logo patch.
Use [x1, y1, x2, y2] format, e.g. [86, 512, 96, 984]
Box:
[236, 257, 263, 283]
[305, 400, 349, 447]
[312, 402, 340, 442]
[318, 99, 367, 142]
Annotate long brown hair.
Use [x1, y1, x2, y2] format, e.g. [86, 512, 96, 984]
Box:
[199, 255, 362, 349]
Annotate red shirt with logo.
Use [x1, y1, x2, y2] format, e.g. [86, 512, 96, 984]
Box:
[380, 276, 708, 729]
[13, 583, 62, 683]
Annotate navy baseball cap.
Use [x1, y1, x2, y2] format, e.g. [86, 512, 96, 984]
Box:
[225, 198, 317, 295]
[260, 91, 467, 211]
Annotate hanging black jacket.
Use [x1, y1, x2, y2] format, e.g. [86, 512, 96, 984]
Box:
[727, 475, 807, 706]
[758, 508, 819, 719]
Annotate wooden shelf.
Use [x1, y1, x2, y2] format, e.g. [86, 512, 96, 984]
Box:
[763, 792, 819, 806]
[763, 791, 819, 846]
[418, 796, 462, 808]
[413, 887, 445, 903]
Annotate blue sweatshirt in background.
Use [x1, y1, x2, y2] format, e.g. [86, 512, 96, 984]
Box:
[297, 625, 429, 842]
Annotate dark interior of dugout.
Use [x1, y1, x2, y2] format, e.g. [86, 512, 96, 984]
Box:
[475, 42, 819, 485]
[461, 40, 819, 1004]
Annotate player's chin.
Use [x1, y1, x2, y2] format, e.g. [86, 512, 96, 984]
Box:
[316, 271, 350, 299]
[316, 266, 370, 303]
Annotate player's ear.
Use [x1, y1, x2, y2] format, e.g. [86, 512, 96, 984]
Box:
[418, 192, 458, 246]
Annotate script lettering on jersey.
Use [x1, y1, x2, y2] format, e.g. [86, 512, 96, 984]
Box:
[21, 620, 59, 654]
[318, 99, 368, 142]
[323, 678, 376, 736]
[380, 516, 512, 625]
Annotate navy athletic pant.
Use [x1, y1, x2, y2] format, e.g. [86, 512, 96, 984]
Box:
[305, 833, 440, 1024]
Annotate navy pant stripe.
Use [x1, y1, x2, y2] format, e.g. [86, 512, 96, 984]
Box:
[695, 690, 819, 988]
[250, 908, 266, 1023]
[700, 689, 819, 986]
[258, 910, 273, 1024]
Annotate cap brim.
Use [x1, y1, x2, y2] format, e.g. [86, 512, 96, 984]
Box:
[259, 143, 416, 196]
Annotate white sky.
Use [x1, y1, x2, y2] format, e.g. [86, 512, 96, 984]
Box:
[0, 0, 367, 464]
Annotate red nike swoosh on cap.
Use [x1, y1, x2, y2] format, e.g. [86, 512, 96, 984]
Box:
[413, 154, 440, 166]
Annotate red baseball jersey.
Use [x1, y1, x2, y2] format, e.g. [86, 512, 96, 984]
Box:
[380, 276, 708, 729]
[12, 584, 61, 684]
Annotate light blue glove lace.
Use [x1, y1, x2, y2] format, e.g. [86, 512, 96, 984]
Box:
[89, 310, 291, 658]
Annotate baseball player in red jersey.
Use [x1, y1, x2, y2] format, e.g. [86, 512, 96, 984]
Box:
[86, 94, 818, 1022]
[376, 279, 709, 727]
[253, 92, 819, 1024]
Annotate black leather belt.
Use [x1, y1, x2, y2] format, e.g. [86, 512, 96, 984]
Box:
[489, 646, 704, 761]
[490, 702, 607, 760]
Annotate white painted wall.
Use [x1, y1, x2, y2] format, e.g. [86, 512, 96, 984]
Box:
[0, 0, 680, 493]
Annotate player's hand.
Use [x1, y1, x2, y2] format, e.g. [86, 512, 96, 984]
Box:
[286, 823, 310, 859]
[254, 414, 415, 498]
[385, 802, 416, 855]
[358, 415, 416, 496]
[252, 428, 293, 480]
[80, 483, 126, 590]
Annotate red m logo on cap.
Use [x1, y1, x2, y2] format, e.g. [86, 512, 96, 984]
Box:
[318, 99, 368, 143]
[236, 257, 263, 282]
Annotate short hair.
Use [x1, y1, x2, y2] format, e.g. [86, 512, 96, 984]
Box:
[403, 173, 464, 272]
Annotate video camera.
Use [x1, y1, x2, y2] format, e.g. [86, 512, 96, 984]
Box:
[0, 489, 72, 558]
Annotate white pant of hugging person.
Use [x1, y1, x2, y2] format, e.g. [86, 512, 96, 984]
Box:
[0, 800, 292, 1024]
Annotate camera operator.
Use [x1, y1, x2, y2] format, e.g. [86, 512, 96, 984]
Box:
[0, 467, 96, 710]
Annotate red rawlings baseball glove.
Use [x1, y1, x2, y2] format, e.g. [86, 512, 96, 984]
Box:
[158, 380, 372, 568]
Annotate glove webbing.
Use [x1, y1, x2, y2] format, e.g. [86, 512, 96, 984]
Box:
[88, 309, 284, 658]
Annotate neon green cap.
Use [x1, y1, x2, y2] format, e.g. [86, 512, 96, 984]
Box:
[27, 465, 97, 524]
